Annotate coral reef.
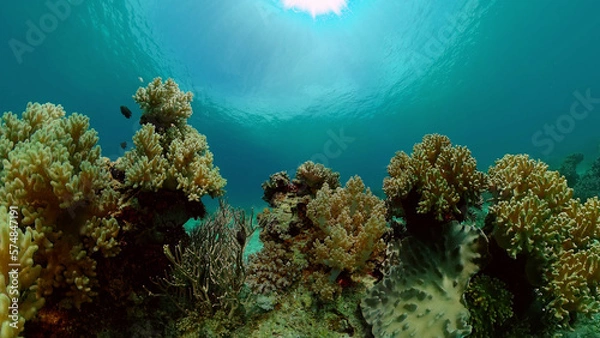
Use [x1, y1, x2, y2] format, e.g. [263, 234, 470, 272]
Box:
[361, 222, 485, 338]
[249, 164, 385, 302]
[0, 205, 45, 338]
[383, 134, 487, 228]
[117, 78, 226, 201]
[0, 102, 122, 309]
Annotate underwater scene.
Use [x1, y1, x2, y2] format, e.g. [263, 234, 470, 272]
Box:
[1, 0, 600, 337]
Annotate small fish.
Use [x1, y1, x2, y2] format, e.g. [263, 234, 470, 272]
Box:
[138, 76, 144, 83]
[120, 141, 127, 149]
[120, 106, 132, 119]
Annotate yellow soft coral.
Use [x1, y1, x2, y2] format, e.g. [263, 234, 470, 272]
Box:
[135, 77, 193, 130]
[119, 79, 226, 201]
[118, 124, 225, 201]
[0, 205, 45, 338]
[544, 244, 600, 320]
[294, 161, 340, 195]
[488, 154, 572, 210]
[0, 103, 121, 308]
[488, 154, 600, 322]
[384, 134, 486, 222]
[307, 176, 386, 274]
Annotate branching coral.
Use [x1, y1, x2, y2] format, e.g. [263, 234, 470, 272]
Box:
[0, 205, 45, 338]
[0, 103, 122, 309]
[160, 201, 256, 317]
[118, 79, 226, 201]
[307, 176, 386, 275]
[361, 222, 485, 338]
[383, 134, 487, 223]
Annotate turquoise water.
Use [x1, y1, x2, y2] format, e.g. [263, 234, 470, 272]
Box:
[2, 0, 599, 211]
[2, 1, 600, 337]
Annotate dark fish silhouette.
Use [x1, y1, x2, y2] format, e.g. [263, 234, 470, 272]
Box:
[120, 106, 132, 119]
[120, 141, 127, 149]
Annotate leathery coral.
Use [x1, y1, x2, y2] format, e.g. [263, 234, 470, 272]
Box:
[383, 134, 486, 224]
[0, 205, 45, 338]
[0, 102, 121, 308]
[117, 78, 226, 201]
[361, 222, 485, 338]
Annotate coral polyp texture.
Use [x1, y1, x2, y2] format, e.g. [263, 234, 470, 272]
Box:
[117, 77, 226, 201]
[383, 134, 487, 224]
[306, 176, 386, 275]
[0, 205, 45, 338]
[135, 77, 193, 130]
[487, 154, 600, 322]
[0, 102, 122, 309]
[361, 222, 485, 338]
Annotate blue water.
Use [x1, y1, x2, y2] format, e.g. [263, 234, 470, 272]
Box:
[2, 0, 600, 211]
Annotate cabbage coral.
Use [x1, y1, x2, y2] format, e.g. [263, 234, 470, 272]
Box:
[361, 223, 485, 338]
[0, 102, 121, 308]
[383, 134, 486, 223]
[118, 78, 226, 201]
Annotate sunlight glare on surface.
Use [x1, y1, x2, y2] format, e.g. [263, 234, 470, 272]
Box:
[282, 0, 348, 17]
